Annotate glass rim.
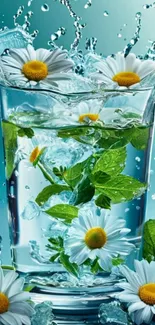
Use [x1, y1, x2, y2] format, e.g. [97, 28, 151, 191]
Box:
[0, 82, 154, 98]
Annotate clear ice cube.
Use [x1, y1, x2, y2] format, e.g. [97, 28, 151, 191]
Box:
[0, 27, 31, 55]
[99, 301, 129, 325]
[31, 301, 54, 325]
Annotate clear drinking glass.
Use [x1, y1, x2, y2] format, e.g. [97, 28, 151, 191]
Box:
[0, 83, 154, 314]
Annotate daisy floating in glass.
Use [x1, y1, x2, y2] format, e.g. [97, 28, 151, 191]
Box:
[117, 260, 155, 325]
[91, 52, 155, 89]
[1, 44, 74, 87]
[0, 268, 34, 325]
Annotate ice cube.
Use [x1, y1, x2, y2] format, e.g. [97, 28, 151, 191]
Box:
[21, 201, 40, 220]
[31, 301, 54, 325]
[99, 301, 129, 325]
[0, 27, 32, 55]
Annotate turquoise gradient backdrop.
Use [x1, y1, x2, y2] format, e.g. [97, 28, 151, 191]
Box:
[0, 0, 155, 265]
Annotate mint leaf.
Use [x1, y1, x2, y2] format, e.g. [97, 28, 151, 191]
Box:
[90, 171, 111, 184]
[131, 128, 149, 150]
[93, 147, 126, 176]
[74, 176, 95, 205]
[143, 220, 155, 262]
[59, 252, 79, 277]
[18, 127, 34, 138]
[95, 175, 146, 203]
[45, 204, 78, 223]
[35, 184, 70, 206]
[112, 256, 124, 266]
[2, 121, 18, 179]
[91, 258, 102, 274]
[50, 252, 60, 262]
[95, 194, 111, 209]
[64, 156, 93, 188]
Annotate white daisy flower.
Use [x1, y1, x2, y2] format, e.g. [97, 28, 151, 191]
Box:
[0, 268, 34, 325]
[91, 52, 155, 89]
[1, 44, 74, 88]
[117, 260, 155, 325]
[55, 99, 105, 126]
[64, 208, 134, 271]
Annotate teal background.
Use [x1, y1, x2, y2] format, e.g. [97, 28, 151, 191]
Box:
[0, 0, 155, 55]
[0, 0, 155, 265]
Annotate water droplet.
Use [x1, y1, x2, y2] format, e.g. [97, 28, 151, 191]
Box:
[152, 194, 155, 200]
[15, 170, 19, 177]
[143, 4, 151, 9]
[123, 23, 127, 27]
[103, 11, 109, 17]
[25, 185, 30, 190]
[41, 4, 49, 12]
[136, 206, 140, 210]
[2, 183, 5, 186]
[84, 0, 92, 9]
[117, 33, 122, 38]
[135, 156, 141, 162]
[125, 208, 130, 213]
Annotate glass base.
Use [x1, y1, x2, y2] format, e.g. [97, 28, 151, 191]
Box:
[25, 271, 121, 315]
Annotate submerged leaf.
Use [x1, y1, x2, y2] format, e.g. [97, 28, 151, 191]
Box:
[35, 184, 70, 206]
[59, 252, 79, 277]
[2, 121, 18, 179]
[45, 204, 78, 223]
[93, 147, 126, 176]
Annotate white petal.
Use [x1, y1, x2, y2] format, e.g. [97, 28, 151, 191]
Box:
[0, 312, 22, 325]
[27, 45, 36, 61]
[7, 278, 25, 298]
[128, 301, 146, 313]
[125, 53, 137, 71]
[18, 315, 31, 325]
[94, 61, 113, 78]
[115, 53, 126, 71]
[106, 56, 120, 75]
[118, 293, 140, 303]
[9, 301, 34, 317]
[141, 305, 153, 324]
[136, 60, 155, 79]
[36, 48, 51, 62]
[9, 292, 30, 303]
[2, 271, 18, 293]
[9, 49, 27, 65]
[0, 268, 4, 291]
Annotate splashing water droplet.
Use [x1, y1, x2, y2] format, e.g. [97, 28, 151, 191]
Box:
[84, 0, 92, 9]
[49, 27, 66, 44]
[41, 4, 49, 12]
[123, 12, 142, 57]
[143, 4, 152, 9]
[117, 33, 122, 38]
[152, 194, 155, 200]
[28, 0, 33, 6]
[103, 11, 109, 17]
[135, 156, 141, 162]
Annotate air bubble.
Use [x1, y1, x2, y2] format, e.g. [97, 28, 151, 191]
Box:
[135, 156, 141, 162]
[117, 33, 122, 38]
[103, 11, 109, 17]
[152, 194, 155, 200]
[125, 208, 130, 213]
[41, 4, 49, 12]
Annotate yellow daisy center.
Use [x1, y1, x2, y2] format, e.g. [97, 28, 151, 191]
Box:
[29, 146, 41, 163]
[85, 227, 107, 249]
[112, 71, 140, 87]
[0, 293, 9, 313]
[22, 60, 48, 81]
[79, 113, 99, 123]
[139, 283, 155, 305]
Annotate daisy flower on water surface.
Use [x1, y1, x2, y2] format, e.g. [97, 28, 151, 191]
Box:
[1, 44, 74, 87]
[0, 268, 34, 325]
[91, 52, 155, 89]
[57, 99, 105, 126]
[117, 260, 155, 325]
[64, 208, 134, 272]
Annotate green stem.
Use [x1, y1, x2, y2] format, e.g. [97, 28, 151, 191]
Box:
[38, 162, 55, 184]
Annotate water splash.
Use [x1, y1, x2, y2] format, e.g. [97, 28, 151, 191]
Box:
[48, 27, 66, 47]
[85, 37, 97, 52]
[103, 11, 109, 17]
[145, 40, 155, 59]
[41, 4, 50, 12]
[57, 0, 86, 49]
[84, 0, 92, 9]
[22, 11, 33, 31]
[143, 2, 155, 9]
[123, 12, 142, 57]
[13, 6, 25, 27]
[28, 0, 34, 7]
